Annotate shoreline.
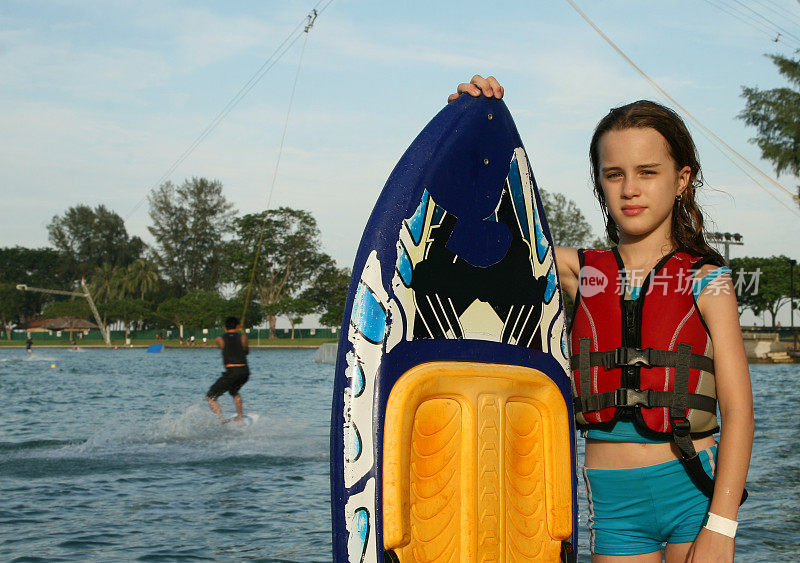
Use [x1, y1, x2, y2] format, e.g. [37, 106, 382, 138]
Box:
[0, 342, 335, 350]
[1, 342, 795, 363]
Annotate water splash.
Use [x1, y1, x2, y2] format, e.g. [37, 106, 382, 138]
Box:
[1, 402, 326, 470]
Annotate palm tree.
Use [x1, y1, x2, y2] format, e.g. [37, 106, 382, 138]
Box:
[125, 259, 159, 301]
[124, 259, 159, 331]
[91, 263, 122, 303]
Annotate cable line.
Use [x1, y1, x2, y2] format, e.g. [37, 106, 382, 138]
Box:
[692, 126, 800, 218]
[125, 0, 331, 220]
[702, 0, 776, 36]
[241, 9, 318, 323]
[756, 0, 800, 29]
[729, 0, 800, 46]
[751, 0, 800, 32]
[699, 0, 800, 49]
[564, 0, 800, 219]
[702, 0, 800, 48]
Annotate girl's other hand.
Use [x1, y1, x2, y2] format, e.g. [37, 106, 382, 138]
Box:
[448, 74, 504, 103]
[685, 526, 735, 562]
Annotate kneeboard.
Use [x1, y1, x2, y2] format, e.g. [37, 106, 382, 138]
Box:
[225, 413, 259, 427]
[331, 95, 577, 562]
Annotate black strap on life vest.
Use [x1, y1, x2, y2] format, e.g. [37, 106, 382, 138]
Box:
[579, 337, 591, 415]
[569, 344, 715, 374]
[571, 338, 717, 415]
[572, 387, 717, 414]
[670, 343, 748, 505]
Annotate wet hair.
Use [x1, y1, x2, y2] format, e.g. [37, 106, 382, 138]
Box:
[589, 100, 722, 261]
[224, 316, 239, 330]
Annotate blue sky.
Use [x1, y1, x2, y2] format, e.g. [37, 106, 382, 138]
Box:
[2, 0, 800, 324]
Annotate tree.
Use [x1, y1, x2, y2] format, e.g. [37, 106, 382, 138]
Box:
[226, 292, 265, 329]
[301, 260, 351, 328]
[42, 299, 93, 320]
[104, 298, 152, 341]
[0, 246, 74, 288]
[155, 292, 259, 333]
[156, 297, 194, 337]
[148, 177, 236, 293]
[269, 296, 315, 339]
[47, 205, 144, 276]
[89, 263, 125, 304]
[124, 259, 159, 301]
[227, 207, 331, 337]
[539, 189, 597, 247]
[0, 284, 25, 339]
[115, 259, 159, 330]
[0, 246, 75, 325]
[730, 255, 797, 327]
[157, 291, 226, 332]
[739, 53, 800, 206]
[86, 262, 127, 328]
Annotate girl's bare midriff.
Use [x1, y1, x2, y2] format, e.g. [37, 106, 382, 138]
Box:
[585, 434, 717, 469]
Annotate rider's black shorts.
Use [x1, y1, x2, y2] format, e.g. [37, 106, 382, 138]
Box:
[206, 366, 250, 399]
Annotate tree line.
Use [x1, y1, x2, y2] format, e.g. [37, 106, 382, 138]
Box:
[0, 177, 350, 339]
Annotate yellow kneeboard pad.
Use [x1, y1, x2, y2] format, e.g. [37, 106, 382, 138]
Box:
[383, 362, 572, 562]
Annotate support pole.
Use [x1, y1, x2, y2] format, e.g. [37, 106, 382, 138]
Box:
[791, 259, 797, 352]
[81, 278, 111, 346]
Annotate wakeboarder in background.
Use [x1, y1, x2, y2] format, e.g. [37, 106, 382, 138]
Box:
[206, 316, 250, 423]
[25, 337, 33, 356]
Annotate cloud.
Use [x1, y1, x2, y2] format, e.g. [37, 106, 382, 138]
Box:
[0, 2, 306, 107]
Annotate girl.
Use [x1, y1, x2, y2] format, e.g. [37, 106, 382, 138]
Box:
[451, 76, 753, 563]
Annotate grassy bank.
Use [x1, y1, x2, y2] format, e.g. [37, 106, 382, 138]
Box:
[0, 338, 338, 349]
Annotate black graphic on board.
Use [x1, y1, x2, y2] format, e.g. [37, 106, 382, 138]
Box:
[410, 183, 547, 349]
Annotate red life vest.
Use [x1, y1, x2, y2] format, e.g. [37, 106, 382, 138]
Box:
[569, 247, 748, 504]
[570, 248, 719, 439]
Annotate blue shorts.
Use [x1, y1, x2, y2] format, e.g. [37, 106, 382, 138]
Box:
[583, 445, 716, 556]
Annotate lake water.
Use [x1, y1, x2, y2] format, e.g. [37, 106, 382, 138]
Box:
[0, 348, 796, 561]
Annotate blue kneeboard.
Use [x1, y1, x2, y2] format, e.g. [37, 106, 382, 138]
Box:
[331, 95, 577, 562]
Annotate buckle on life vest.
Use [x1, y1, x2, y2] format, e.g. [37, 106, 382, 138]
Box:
[613, 347, 653, 368]
[671, 417, 691, 437]
[614, 388, 652, 408]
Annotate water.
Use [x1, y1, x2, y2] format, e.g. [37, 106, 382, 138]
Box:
[0, 349, 796, 561]
[0, 348, 330, 562]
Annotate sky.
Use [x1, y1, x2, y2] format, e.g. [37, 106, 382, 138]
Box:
[2, 0, 800, 325]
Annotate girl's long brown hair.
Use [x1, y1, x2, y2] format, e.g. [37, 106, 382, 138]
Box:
[589, 100, 722, 261]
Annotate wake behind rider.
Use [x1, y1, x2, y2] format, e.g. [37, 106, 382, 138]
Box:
[206, 316, 250, 422]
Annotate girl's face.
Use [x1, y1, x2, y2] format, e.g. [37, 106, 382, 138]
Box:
[598, 127, 691, 244]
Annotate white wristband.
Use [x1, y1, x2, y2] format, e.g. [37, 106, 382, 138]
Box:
[703, 512, 738, 538]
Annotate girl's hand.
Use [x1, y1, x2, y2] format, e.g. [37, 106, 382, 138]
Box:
[686, 527, 735, 562]
[447, 74, 504, 103]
